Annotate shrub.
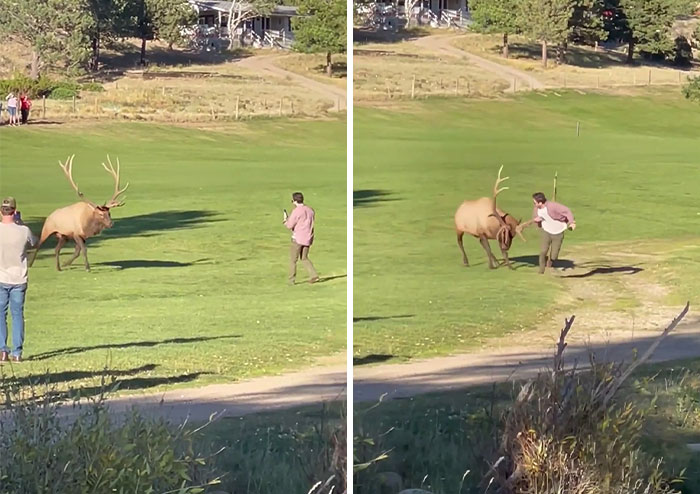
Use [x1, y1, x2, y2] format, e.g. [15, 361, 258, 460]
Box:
[0, 74, 101, 99]
[0, 378, 223, 494]
[682, 76, 700, 103]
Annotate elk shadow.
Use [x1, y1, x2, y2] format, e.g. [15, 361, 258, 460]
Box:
[353, 354, 394, 366]
[96, 258, 213, 270]
[27, 210, 223, 255]
[354, 189, 399, 208]
[27, 334, 241, 362]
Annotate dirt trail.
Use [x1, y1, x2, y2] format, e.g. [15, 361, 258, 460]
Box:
[237, 54, 347, 111]
[355, 314, 698, 403]
[58, 355, 347, 423]
[412, 34, 545, 92]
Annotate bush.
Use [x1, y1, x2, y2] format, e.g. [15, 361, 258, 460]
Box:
[0, 379, 223, 493]
[0, 74, 102, 99]
[81, 81, 105, 92]
[682, 76, 700, 103]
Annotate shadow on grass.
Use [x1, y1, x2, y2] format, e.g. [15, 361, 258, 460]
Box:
[1, 364, 158, 388]
[354, 354, 394, 366]
[27, 334, 241, 362]
[96, 258, 213, 270]
[510, 255, 576, 270]
[353, 26, 430, 45]
[28, 209, 224, 260]
[93, 44, 253, 82]
[353, 314, 414, 322]
[562, 266, 644, 278]
[353, 189, 399, 208]
[317, 274, 347, 283]
[47, 372, 210, 401]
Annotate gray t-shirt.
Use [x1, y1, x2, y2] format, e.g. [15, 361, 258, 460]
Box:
[0, 222, 38, 285]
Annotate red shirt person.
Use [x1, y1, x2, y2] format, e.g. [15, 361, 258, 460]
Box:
[19, 94, 31, 125]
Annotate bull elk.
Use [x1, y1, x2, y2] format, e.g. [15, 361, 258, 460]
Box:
[29, 155, 129, 272]
[454, 166, 526, 270]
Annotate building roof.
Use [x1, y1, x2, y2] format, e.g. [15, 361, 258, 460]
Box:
[189, 0, 298, 15]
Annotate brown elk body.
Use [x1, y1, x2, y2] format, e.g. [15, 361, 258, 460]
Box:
[454, 166, 525, 270]
[29, 155, 128, 272]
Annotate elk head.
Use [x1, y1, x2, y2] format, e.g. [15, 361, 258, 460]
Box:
[490, 212, 527, 250]
[59, 154, 129, 232]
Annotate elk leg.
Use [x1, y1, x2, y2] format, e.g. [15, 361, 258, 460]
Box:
[54, 235, 67, 272]
[456, 232, 469, 266]
[63, 243, 81, 267]
[479, 236, 498, 269]
[73, 236, 90, 271]
[500, 245, 515, 270]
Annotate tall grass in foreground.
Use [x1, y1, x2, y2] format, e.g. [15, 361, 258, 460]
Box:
[0, 372, 347, 494]
[355, 305, 691, 494]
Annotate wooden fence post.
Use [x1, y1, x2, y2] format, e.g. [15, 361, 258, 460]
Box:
[278, 97, 283, 116]
[42, 96, 46, 119]
[235, 96, 240, 120]
[411, 75, 416, 99]
[72, 95, 76, 113]
[290, 99, 294, 115]
[94, 97, 98, 114]
[576, 121, 580, 137]
[648, 69, 651, 86]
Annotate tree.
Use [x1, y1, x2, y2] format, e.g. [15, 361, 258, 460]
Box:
[617, 0, 694, 63]
[293, 0, 346, 76]
[86, 0, 133, 71]
[470, 0, 520, 58]
[569, 0, 607, 46]
[227, 0, 277, 45]
[0, 0, 93, 78]
[518, 0, 575, 67]
[129, 0, 196, 65]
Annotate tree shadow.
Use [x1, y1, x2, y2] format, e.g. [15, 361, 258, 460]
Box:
[27, 334, 241, 362]
[28, 209, 224, 257]
[353, 26, 429, 45]
[353, 189, 399, 208]
[354, 354, 394, 366]
[96, 258, 213, 270]
[93, 44, 253, 83]
[353, 314, 415, 322]
[2, 364, 158, 388]
[48, 372, 209, 402]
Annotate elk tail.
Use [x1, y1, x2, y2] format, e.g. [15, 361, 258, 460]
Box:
[28, 221, 54, 267]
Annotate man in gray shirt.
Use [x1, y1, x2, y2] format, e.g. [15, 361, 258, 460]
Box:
[0, 197, 37, 362]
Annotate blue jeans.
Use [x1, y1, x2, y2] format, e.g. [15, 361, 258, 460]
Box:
[0, 283, 27, 357]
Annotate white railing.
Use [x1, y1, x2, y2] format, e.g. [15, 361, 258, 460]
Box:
[263, 29, 294, 49]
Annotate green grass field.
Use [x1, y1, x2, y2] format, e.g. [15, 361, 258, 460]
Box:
[353, 91, 700, 362]
[0, 118, 346, 395]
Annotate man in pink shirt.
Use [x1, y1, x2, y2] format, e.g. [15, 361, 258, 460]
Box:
[531, 192, 576, 274]
[283, 192, 319, 285]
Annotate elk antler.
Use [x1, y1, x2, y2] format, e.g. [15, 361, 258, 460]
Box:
[493, 165, 510, 200]
[101, 155, 129, 208]
[58, 155, 98, 208]
[489, 212, 511, 247]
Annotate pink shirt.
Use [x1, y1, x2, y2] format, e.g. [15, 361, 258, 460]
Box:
[285, 204, 315, 246]
[532, 200, 574, 225]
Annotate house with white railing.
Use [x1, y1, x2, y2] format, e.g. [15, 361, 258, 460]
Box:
[187, 0, 297, 49]
[359, 0, 471, 32]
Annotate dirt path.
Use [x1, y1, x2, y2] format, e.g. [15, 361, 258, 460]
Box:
[355, 310, 698, 403]
[413, 34, 545, 92]
[59, 355, 347, 423]
[237, 54, 347, 111]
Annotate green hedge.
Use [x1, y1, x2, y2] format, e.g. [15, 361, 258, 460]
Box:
[682, 76, 700, 103]
[0, 74, 104, 100]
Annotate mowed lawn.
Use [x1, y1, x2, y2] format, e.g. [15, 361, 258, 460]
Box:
[0, 118, 346, 395]
[353, 91, 699, 362]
